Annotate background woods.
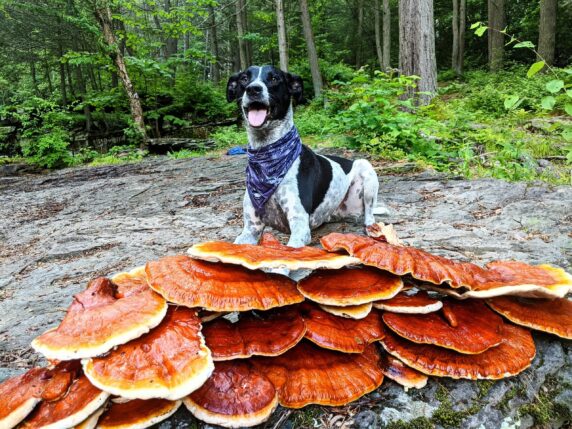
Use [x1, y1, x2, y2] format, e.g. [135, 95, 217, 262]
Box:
[0, 0, 571, 182]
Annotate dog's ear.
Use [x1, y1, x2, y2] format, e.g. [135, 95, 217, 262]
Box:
[226, 72, 242, 102]
[286, 73, 303, 103]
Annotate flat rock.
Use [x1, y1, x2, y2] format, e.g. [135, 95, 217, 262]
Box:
[0, 154, 571, 428]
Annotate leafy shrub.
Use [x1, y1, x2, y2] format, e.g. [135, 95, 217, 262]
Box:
[211, 125, 247, 148]
[21, 127, 73, 169]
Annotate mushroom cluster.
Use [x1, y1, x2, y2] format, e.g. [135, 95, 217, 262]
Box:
[1, 230, 571, 429]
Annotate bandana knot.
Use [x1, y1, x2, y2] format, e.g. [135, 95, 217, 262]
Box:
[246, 126, 302, 216]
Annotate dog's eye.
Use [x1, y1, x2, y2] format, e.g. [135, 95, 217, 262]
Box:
[240, 75, 248, 84]
[270, 75, 278, 83]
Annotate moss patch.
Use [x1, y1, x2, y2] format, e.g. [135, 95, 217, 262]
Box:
[385, 417, 435, 429]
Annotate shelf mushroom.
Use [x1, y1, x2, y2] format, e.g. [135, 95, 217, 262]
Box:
[320, 233, 572, 298]
[297, 266, 402, 306]
[32, 277, 168, 360]
[96, 399, 182, 429]
[203, 307, 306, 360]
[487, 296, 572, 339]
[83, 306, 214, 400]
[319, 303, 373, 319]
[145, 255, 304, 311]
[382, 299, 504, 354]
[379, 323, 536, 380]
[184, 361, 278, 428]
[373, 290, 443, 314]
[301, 304, 385, 353]
[379, 354, 428, 390]
[250, 341, 384, 408]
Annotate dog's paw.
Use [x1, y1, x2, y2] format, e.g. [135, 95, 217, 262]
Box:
[365, 222, 404, 246]
[372, 205, 392, 216]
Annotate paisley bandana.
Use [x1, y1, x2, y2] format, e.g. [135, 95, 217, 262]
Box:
[246, 126, 302, 215]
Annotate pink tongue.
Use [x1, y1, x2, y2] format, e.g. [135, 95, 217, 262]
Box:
[248, 109, 267, 127]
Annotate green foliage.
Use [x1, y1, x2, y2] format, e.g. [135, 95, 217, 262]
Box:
[88, 145, 146, 166]
[211, 126, 248, 148]
[21, 127, 72, 169]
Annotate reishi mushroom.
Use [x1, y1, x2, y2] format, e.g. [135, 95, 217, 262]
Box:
[373, 290, 443, 314]
[203, 307, 306, 360]
[320, 233, 572, 298]
[301, 304, 385, 353]
[32, 278, 168, 361]
[145, 255, 304, 311]
[297, 267, 403, 306]
[382, 299, 504, 354]
[319, 303, 373, 319]
[183, 361, 278, 428]
[379, 354, 428, 390]
[187, 240, 360, 271]
[379, 323, 536, 380]
[96, 399, 182, 429]
[487, 296, 572, 339]
[250, 341, 384, 408]
[83, 306, 214, 400]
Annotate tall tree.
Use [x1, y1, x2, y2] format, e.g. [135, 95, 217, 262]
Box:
[487, 0, 506, 72]
[355, 0, 364, 68]
[374, 0, 383, 69]
[452, 0, 466, 75]
[299, 0, 323, 98]
[399, 0, 437, 105]
[208, 5, 220, 83]
[382, 0, 391, 70]
[275, 0, 288, 71]
[94, 3, 147, 145]
[236, 0, 248, 69]
[537, 0, 557, 65]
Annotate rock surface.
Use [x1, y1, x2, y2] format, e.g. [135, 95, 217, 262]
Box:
[0, 153, 571, 428]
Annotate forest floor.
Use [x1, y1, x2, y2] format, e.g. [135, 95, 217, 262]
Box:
[0, 151, 571, 429]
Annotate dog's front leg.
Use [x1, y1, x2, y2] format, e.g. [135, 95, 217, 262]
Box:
[235, 192, 264, 245]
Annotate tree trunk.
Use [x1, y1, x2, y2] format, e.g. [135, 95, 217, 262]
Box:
[488, 0, 506, 72]
[164, 0, 178, 59]
[374, 0, 383, 69]
[95, 4, 147, 145]
[299, 0, 323, 98]
[452, 0, 459, 72]
[242, 0, 252, 66]
[355, 0, 364, 68]
[382, 0, 391, 69]
[399, 0, 437, 105]
[44, 61, 54, 95]
[30, 62, 39, 96]
[208, 5, 220, 83]
[459, 0, 465, 75]
[66, 63, 76, 98]
[236, 0, 248, 69]
[275, 0, 289, 71]
[537, 0, 557, 65]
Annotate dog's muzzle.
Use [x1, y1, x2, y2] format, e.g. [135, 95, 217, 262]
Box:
[243, 85, 270, 128]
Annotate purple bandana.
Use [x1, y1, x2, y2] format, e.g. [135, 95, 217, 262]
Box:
[246, 126, 302, 215]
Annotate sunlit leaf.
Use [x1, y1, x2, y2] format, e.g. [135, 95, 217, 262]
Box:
[475, 26, 487, 37]
[526, 61, 545, 78]
[513, 41, 535, 49]
[540, 96, 556, 110]
[470, 22, 481, 29]
[546, 80, 564, 93]
[504, 95, 520, 110]
[565, 104, 572, 116]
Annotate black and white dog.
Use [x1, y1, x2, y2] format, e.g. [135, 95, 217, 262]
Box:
[227, 65, 386, 248]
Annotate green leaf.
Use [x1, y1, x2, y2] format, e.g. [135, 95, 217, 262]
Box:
[546, 80, 564, 93]
[541, 96, 556, 110]
[566, 90, 572, 98]
[563, 127, 572, 142]
[470, 22, 481, 29]
[526, 61, 545, 78]
[475, 26, 487, 37]
[565, 104, 572, 116]
[513, 41, 535, 49]
[504, 95, 520, 110]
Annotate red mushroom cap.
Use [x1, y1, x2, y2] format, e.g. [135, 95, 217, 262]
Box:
[380, 354, 428, 390]
[373, 290, 443, 314]
[203, 307, 306, 360]
[97, 399, 182, 429]
[146, 255, 303, 311]
[382, 299, 504, 354]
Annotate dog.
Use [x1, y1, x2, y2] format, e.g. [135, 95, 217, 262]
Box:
[227, 65, 386, 248]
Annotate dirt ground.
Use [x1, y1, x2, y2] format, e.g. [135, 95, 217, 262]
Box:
[0, 153, 571, 428]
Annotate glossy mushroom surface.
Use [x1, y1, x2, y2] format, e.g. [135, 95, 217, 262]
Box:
[188, 240, 360, 271]
[184, 361, 278, 428]
[146, 255, 303, 311]
[382, 299, 504, 354]
[488, 296, 572, 339]
[302, 304, 385, 353]
[373, 290, 442, 314]
[380, 354, 428, 389]
[203, 308, 306, 360]
[97, 399, 182, 429]
[83, 306, 214, 400]
[319, 303, 373, 319]
[250, 341, 383, 408]
[320, 233, 572, 298]
[32, 278, 167, 360]
[380, 323, 535, 380]
[298, 267, 403, 306]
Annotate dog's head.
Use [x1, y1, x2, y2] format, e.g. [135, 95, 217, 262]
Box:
[226, 65, 303, 129]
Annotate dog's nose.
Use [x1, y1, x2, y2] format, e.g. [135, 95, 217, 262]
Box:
[246, 84, 263, 97]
